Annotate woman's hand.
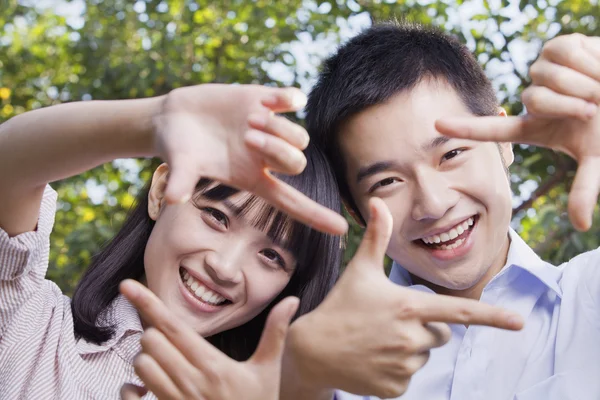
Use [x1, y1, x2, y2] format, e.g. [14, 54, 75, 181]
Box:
[119, 280, 299, 400]
[153, 84, 347, 235]
[0, 83, 347, 237]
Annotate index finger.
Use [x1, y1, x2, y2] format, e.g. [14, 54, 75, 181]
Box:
[261, 87, 308, 113]
[435, 115, 559, 150]
[119, 280, 223, 363]
[254, 171, 349, 235]
[410, 290, 524, 330]
[435, 116, 528, 143]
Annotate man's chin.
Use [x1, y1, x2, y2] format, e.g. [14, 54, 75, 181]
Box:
[409, 267, 487, 293]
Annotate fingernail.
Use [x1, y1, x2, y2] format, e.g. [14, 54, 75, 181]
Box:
[302, 133, 310, 149]
[248, 113, 268, 127]
[585, 103, 598, 118]
[262, 95, 278, 107]
[246, 130, 266, 148]
[292, 149, 307, 170]
[290, 90, 307, 109]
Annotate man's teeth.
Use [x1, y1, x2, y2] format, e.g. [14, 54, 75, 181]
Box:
[181, 271, 227, 305]
[438, 238, 465, 250]
[422, 217, 474, 245]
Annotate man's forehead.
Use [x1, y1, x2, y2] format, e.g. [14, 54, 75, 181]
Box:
[339, 80, 472, 140]
[340, 119, 454, 161]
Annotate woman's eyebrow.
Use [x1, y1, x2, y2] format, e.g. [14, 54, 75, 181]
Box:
[221, 199, 243, 216]
[220, 197, 295, 252]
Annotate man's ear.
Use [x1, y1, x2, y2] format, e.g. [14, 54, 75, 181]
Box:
[148, 163, 170, 221]
[497, 107, 514, 167]
[343, 200, 366, 228]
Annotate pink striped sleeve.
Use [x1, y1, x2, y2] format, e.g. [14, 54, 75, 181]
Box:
[0, 185, 57, 335]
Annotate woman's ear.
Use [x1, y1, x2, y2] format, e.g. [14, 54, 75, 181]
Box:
[496, 107, 514, 168]
[148, 163, 170, 221]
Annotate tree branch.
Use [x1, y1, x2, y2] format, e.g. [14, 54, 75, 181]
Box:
[532, 225, 563, 255]
[512, 170, 566, 217]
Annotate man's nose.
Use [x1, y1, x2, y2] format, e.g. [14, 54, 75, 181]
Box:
[411, 170, 459, 221]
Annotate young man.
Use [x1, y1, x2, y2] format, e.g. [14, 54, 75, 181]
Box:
[301, 23, 600, 399]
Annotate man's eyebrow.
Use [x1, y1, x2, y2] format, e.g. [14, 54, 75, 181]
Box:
[355, 137, 453, 184]
[356, 161, 400, 184]
[422, 136, 452, 152]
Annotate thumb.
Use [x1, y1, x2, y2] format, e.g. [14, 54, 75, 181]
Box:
[249, 296, 300, 365]
[350, 197, 393, 272]
[568, 156, 600, 231]
[163, 155, 198, 205]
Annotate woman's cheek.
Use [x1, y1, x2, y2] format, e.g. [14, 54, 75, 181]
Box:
[245, 270, 291, 310]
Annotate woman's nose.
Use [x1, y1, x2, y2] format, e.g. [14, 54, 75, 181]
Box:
[204, 247, 244, 284]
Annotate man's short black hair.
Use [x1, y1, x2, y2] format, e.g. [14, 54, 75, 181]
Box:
[306, 21, 498, 222]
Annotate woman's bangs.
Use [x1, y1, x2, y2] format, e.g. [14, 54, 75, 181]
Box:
[192, 179, 312, 259]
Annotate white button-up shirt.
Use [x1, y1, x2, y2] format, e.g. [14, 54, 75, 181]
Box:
[337, 229, 600, 400]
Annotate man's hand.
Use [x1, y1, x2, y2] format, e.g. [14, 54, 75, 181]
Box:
[524, 33, 600, 120]
[282, 198, 523, 399]
[436, 34, 600, 231]
[154, 84, 348, 235]
[119, 280, 299, 400]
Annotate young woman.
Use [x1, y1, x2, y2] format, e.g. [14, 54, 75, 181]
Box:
[0, 83, 344, 399]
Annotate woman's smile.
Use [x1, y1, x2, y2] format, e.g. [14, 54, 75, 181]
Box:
[178, 267, 234, 313]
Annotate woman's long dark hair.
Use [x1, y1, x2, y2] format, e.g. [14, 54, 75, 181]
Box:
[71, 144, 342, 360]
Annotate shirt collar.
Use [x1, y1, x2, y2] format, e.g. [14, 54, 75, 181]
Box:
[75, 294, 143, 358]
[389, 228, 563, 297]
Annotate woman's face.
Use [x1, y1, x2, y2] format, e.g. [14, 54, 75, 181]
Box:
[143, 165, 296, 337]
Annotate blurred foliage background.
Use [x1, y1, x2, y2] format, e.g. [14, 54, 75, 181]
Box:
[0, 0, 598, 295]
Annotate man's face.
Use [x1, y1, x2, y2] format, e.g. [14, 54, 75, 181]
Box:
[340, 79, 513, 293]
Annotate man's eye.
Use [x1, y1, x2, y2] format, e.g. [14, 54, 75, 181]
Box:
[441, 148, 466, 163]
[202, 207, 229, 228]
[259, 249, 286, 269]
[369, 177, 399, 193]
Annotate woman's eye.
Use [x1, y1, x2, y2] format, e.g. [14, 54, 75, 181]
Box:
[441, 148, 466, 163]
[260, 249, 286, 269]
[202, 207, 229, 228]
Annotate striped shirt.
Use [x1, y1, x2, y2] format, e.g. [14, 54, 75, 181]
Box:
[0, 186, 149, 399]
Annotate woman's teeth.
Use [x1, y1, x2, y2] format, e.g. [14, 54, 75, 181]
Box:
[181, 270, 227, 306]
[421, 217, 475, 246]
